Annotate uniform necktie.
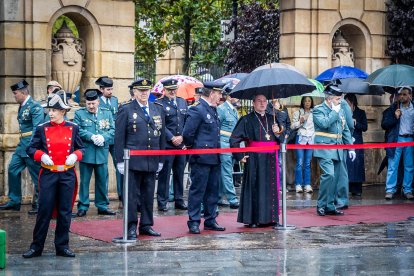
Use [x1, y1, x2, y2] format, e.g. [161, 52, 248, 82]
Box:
[142, 106, 149, 119]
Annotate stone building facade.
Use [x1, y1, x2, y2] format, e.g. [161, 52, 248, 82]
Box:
[0, 0, 135, 203]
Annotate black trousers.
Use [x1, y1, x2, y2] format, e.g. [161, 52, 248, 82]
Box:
[128, 170, 156, 229]
[157, 154, 186, 207]
[188, 163, 220, 226]
[30, 168, 76, 252]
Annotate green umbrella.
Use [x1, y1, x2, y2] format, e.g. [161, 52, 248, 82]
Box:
[366, 64, 414, 89]
[303, 79, 324, 97]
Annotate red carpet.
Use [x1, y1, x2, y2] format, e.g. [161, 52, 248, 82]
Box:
[69, 203, 414, 243]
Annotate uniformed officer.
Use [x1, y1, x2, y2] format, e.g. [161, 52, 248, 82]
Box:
[183, 81, 226, 234]
[42, 81, 62, 120]
[155, 79, 188, 211]
[0, 80, 43, 215]
[115, 78, 166, 239]
[313, 83, 355, 216]
[217, 84, 240, 209]
[23, 90, 84, 258]
[74, 89, 116, 217]
[96, 76, 123, 201]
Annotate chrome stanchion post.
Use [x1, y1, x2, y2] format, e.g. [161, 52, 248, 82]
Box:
[275, 142, 296, 231]
[113, 149, 136, 243]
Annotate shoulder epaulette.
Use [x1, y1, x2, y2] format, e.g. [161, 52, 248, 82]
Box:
[99, 106, 110, 111]
[154, 102, 163, 107]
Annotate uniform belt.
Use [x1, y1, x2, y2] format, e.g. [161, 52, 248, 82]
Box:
[315, 131, 342, 139]
[399, 134, 413, 138]
[220, 130, 232, 137]
[41, 164, 75, 172]
[20, 131, 32, 138]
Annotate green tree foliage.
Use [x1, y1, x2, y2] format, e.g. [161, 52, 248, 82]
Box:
[386, 0, 414, 65]
[224, 2, 279, 73]
[52, 16, 79, 38]
[134, 0, 232, 73]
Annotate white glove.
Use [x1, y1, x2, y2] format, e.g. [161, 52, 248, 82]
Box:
[41, 154, 54, 166]
[65, 153, 78, 166]
[352, 137, 356, 143]
[157, 163, 164, 173]
[96, 135, 105, 147]
[348, 150, 356, 162]
[117, 162, 124, 175]
[332, 103, 341, 113]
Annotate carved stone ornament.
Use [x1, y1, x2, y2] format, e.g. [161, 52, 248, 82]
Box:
[332, 31, 354, 67]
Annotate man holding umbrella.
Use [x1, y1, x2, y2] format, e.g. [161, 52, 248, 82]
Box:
[313, 83, 355, 216]
[155, 78, 188, 211]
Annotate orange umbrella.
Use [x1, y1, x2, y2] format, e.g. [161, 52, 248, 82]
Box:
[177, 82, 203, 100]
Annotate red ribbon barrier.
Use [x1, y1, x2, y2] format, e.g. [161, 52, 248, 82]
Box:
[128, 141, 414, 156]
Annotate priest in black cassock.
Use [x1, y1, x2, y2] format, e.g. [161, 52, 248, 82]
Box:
[230, 94, 282, 228]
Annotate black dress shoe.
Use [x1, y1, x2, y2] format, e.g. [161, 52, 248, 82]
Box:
[336, 205, 348, 210]
[246, 224, 257, 228]
[175, 202, 188, 210]
[188, 225, 201, 234]
[22, 249, 42, 258]
[127, 224, 137, 240]
[0, 202, 21, 211]
[229, 202, 239, 209]
[139, 227, 161, 237]
[317, 208, 326, 216]
[217, 202, 229, 207]
[56, 248, 76, 257]
[76, 209, 87, 217]
[325, 209, 345, 216]
[158, 206, 168, 212]
[28, 207, 38, 215]
[98, 209, 116, 215]
[204, 222, 226, 231]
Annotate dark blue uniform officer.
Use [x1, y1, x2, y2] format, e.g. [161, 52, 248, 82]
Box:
[96, 76, 123, 201]
[155, 79, 188, 211]
[183, 81, 226, 234]
[114, 78, 166, 239]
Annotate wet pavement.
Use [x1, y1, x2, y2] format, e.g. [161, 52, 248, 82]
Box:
[1, 185, 414, 274]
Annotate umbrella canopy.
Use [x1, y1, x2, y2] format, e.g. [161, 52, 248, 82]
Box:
[366, 64, 414, 89]
[152, 75, 203, 95]
[230, 68, 315, 100]
[216, 73, 248, 81]
[176, 82, 203, 100]
[337, 78, 385, 95]
[253, 62, 306, 77]
[315, 66, 368, 83]
[302, 79, 325, 98]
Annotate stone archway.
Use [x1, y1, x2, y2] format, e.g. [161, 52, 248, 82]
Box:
[329, 19, 372, 72]
[46, 6, 102, 99]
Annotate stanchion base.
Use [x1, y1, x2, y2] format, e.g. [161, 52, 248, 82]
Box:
[274, 224, 296, 231]
[112, 237, 137, 244]
[407, 216, 414, 221]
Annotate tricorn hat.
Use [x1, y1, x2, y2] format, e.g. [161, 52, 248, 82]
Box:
[45, 90, 71, 110]
[95, 76, 113, 88]
[161, 79, 179, 90]
[324, 79, 343, 96]
[47, 80, 62, 89]
[10, 80, 29, 92]
[131, 78, 152, 90]
[84, 89, 102, 101]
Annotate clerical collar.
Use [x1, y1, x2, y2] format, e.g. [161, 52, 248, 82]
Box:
[254, 110, 265, 116]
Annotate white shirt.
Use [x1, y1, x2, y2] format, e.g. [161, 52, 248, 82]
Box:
[21, 95, 31, 107]
[137, 100, 150, 116]
[292, 108, 315, 144]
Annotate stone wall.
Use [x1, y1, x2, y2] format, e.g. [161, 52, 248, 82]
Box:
[0, 0, 135, 203]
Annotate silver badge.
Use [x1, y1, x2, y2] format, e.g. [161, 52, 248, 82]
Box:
[166, 107, 170, 111]
[207, 114, 211, 119]
[154, 130, 159, 136]
[133, 113, 137, 119]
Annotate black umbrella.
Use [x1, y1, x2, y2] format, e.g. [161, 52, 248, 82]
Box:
[337, 78, 385, 95]
[230, 68, 315, 99]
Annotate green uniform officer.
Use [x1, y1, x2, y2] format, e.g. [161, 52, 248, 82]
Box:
[313, 82, 355, 216]
[0, 80, 43, 214]
[74, 89, 116, 217]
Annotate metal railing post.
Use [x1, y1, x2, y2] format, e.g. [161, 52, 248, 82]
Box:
[275, 143, 296, 231]
[113, 149, 136, 243]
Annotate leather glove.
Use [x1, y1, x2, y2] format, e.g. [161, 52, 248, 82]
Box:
[65, 153, 78, 166]
[117, 162, 125, 175]
[332, 103, 341, 113]
[157, 163, 164, 173]
[41, 154, 54, 166]
[348, 150, 356, 162]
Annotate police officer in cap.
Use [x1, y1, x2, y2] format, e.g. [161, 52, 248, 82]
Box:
[74, 89, 116, 217]
[155, 79, 188, 211]
[313, 81, 355, 216]
[115, 78, 166, 239]
[96, 76, 123, 201]
[0, 80, 43, 214]
[183, 81, 226, 234]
